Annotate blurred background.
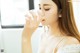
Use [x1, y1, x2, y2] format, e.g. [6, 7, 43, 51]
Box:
[0, 0, 80, 53]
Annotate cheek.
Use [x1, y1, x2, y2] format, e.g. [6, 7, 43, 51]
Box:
[45, 9, 58, 23]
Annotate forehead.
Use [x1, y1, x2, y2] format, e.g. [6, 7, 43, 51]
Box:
[39, 0, 55, 5]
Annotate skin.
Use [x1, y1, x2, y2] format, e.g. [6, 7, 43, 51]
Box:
[22, 0, 80, 53]
[39, 0, 61, 36]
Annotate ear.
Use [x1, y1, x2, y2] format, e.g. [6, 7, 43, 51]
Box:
[59, 14, 62, 17]
[58, 9, 62, 18]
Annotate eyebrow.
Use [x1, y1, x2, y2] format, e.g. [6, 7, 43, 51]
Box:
[39, 4, 51, 6]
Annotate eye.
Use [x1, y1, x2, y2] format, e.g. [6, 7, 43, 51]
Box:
[44, 6, 50, 11]
[45, 8, 50, 11]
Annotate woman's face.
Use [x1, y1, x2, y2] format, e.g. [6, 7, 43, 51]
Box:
[39, 0, 59, 26]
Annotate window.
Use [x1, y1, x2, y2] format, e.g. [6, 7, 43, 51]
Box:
[1, 0, 29, 28]
[72, 0, 80, 32]
[0, 0, 80, 30]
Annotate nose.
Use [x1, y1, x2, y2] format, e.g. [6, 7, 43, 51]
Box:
[39, 9, 45, 17]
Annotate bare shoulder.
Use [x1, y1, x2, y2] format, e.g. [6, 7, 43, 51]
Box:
[66, 36, 80, 44]
[56, 36, 80, 53]
[57, 36, 79, 48]
[57, 36, 80, 48]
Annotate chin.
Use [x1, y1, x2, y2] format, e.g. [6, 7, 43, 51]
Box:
[41, 23, 48, 26]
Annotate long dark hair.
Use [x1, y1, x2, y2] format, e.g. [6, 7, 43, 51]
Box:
[52, 0, 80, 42]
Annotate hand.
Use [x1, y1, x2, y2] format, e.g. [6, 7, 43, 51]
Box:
[22, 10, 42, 38]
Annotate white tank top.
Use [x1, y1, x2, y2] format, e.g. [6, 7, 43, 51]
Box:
[38, 32, 66, 53]
[38, 32, 80, 53]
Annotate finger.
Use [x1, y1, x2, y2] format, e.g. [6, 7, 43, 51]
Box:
[24, 19, 30, 28]
[25, 15, 34, 28]
[25, 11, 34, 20]
[29, 10, 37, 21]
[28, 11, 34, 20]
[25, 17, 30, 24]
[25, 13, 34, 26]
[25, 14, 31, 20]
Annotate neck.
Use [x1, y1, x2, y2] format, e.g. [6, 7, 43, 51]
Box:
[48, 21, 63, 37]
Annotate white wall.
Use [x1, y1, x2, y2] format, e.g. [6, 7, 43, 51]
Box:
[73, 2, 80, 32]
[0, 27, 44, 53]
[1, 29, 22, 53]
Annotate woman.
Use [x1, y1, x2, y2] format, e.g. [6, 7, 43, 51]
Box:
[22, 0, 80, 53]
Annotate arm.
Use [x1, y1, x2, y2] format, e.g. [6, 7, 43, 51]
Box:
[22, 35, 32, 53]
[22, 10, 42, 53]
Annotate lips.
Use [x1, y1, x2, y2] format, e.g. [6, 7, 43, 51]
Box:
[42, 19, 45, 21]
